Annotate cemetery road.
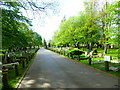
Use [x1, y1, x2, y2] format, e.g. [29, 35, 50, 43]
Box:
[18, 48, 119, 88]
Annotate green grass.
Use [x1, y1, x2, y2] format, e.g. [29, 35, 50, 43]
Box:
[91, 63, 120, 77]
[106, 49, 119, 61]
[70, 57, 120, 78]
[0, 54, 4, 55]
[95, 48, 119, 61]
[8, 63, 30, 88]
[51, 47, 120, 78]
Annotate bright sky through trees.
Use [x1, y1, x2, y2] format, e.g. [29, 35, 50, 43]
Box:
[20, 0, 117, 43]
[21, 0, 85, 42]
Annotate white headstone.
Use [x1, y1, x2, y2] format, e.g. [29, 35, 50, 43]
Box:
[89, 51, 93, 56]
[104, 56, 111, 61]
[85, 52, 88, 56]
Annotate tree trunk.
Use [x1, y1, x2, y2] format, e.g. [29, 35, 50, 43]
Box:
[74, 44, 77, 48]
[77, 42, 80, 49]
[104, 44, 107, 54]
[87, 42, 89, 49]
[103, 36, 108, 54]
[89, 43, 93, 50]
[87, 43, 92, 51]
[103, 1, 109, 54]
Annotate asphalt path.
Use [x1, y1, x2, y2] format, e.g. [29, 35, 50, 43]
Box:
[18, 48, 119, 88]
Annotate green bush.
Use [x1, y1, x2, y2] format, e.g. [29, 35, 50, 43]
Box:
[67, 49, 84, 55]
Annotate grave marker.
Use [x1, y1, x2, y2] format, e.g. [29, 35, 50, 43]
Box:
[98, 53, 103, 58]
[104, 56, 111, 61]
[104, 56, 111, 71]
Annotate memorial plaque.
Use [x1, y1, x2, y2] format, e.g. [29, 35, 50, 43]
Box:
[104, 56, 110, 61]
[98, 53, 103, 58]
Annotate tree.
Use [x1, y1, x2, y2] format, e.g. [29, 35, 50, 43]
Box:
[83, 0, 101, 50]
[48, 40, 51, 47]
[1, 2, 43, 51]
[98, 0, 119, 54]
[51, 5, 100, 49]
[51, 0, 119, 52]
[2, 3, 30, 50]
[43, 39, 47, 49]
[106, 1, 119, 46]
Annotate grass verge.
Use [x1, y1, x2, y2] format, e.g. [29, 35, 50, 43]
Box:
[67, 56, 120, 78]
[49, 48, 120, 78]
[3, 50, 38, 88]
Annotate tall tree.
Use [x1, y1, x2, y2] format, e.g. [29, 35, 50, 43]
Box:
[43, 39, 47, 49]
[98, 0, 119, 54]
[1, 2, 43, 51]
[84, 0, 100, 50]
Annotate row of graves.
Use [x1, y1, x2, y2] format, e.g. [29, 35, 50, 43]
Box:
[85, 50, 120, 72]
[48, 47, 119, 72]
[1, 48, 39, 88]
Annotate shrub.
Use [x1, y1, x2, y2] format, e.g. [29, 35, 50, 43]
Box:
[67, 49, 84, 56]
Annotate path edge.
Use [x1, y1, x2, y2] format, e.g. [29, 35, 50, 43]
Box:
[15, 49, 40, 89]
[47, 49, 120, 80]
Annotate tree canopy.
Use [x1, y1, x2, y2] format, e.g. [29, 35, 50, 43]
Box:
[51, 0, 119, 53]
[1, 1, 55, 51]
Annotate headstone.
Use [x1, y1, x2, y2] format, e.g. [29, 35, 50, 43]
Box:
[104, 56, 111, 61]
[87, 51, 93, 57]
[111, 45, 114, 48]
[99, 65, 105, 68]
[89, 51, 93, 56]
[109, 67, 119, 71]
[98, 53, 103, 58]
[85, 52, 88, 56]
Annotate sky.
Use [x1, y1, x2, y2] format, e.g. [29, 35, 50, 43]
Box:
[21, 0, 117, 43]
[25, 0, 85, 42]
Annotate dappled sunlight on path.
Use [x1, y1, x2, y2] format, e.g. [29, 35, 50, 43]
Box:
[18, 48, 119, 88]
